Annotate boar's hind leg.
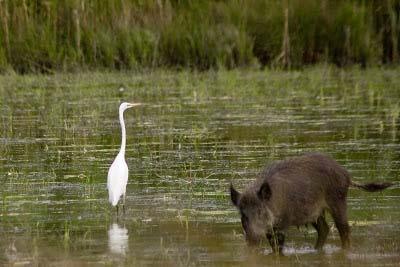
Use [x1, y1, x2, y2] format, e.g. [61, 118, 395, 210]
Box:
[266, 230, 285, 255]
[312, 214, 329, 250]
[330, 203, 350, 249]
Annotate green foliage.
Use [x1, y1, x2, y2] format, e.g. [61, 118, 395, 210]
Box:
[0, 0, 399, 73]
[159, 2, 254, 70]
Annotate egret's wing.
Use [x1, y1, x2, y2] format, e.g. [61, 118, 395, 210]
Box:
[107, 156, 129, 206]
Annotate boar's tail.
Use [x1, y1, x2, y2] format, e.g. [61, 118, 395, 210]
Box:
[350, 181, 393, 192]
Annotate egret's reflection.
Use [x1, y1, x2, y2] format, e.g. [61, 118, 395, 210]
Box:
[108, 223, 129, 255]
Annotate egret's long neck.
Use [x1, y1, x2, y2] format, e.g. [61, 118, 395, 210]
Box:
[119, 109, 126, 155]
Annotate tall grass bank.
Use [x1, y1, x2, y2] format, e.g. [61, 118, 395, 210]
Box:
[0, 0, 399, 73]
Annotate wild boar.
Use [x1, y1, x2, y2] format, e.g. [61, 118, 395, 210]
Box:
[230, 153, 393, 254]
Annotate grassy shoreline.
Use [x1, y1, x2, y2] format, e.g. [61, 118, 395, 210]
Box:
[0, 1, 399, 73]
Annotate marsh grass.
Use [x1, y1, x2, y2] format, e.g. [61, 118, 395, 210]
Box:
[0, 1, 399, 73]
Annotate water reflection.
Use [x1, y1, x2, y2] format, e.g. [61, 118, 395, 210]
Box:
[108, 223, 129, 255]
[4, 240, 18, 262]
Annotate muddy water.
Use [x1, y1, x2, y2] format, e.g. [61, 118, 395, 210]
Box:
[0, 70, 399, 266]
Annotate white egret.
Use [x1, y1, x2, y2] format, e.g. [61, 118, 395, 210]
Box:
[107, 102, 141, 214]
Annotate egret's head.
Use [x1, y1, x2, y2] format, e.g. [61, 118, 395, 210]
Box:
[119, 102, 142, 112]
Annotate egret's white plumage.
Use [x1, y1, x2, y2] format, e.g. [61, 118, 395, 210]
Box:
[108, 152, 128, 206]
[107, 102, 141, 210]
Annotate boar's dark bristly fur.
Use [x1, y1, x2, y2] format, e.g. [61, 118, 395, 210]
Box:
[230, 153, 393, 254]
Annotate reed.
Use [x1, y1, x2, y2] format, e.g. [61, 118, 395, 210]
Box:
[0, 0, 399, 73]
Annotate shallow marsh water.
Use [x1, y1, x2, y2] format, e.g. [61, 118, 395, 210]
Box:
[0, 68, 399, 266]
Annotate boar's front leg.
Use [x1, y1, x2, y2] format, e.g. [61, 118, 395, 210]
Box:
[266, 229, 285, 255]
[312, 214, 329, 250]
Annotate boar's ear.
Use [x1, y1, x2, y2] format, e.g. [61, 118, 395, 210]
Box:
[230, 183, 240, 207]
[257, 182, 271, 201]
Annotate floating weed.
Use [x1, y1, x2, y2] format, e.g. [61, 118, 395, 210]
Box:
[159, 236, 194, 267]
[389, 103, 400, 140]
[63, 221, 70, 250]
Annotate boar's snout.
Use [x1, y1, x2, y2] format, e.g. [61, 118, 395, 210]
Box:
[231, 182, 274, 247]
[242, 219, 268, 247]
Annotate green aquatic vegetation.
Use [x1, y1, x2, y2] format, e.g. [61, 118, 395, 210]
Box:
[0, 68, 399, 265]
[389, 103, 400, 140]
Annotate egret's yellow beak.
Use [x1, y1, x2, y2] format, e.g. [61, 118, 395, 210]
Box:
[127, 103, 142, 108]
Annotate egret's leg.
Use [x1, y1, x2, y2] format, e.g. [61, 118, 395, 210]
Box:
[116, 205, 119, 216]
[122, 194, 126, 215]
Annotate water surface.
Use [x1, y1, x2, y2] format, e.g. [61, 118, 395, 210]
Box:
[0, 69, 399, 266]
